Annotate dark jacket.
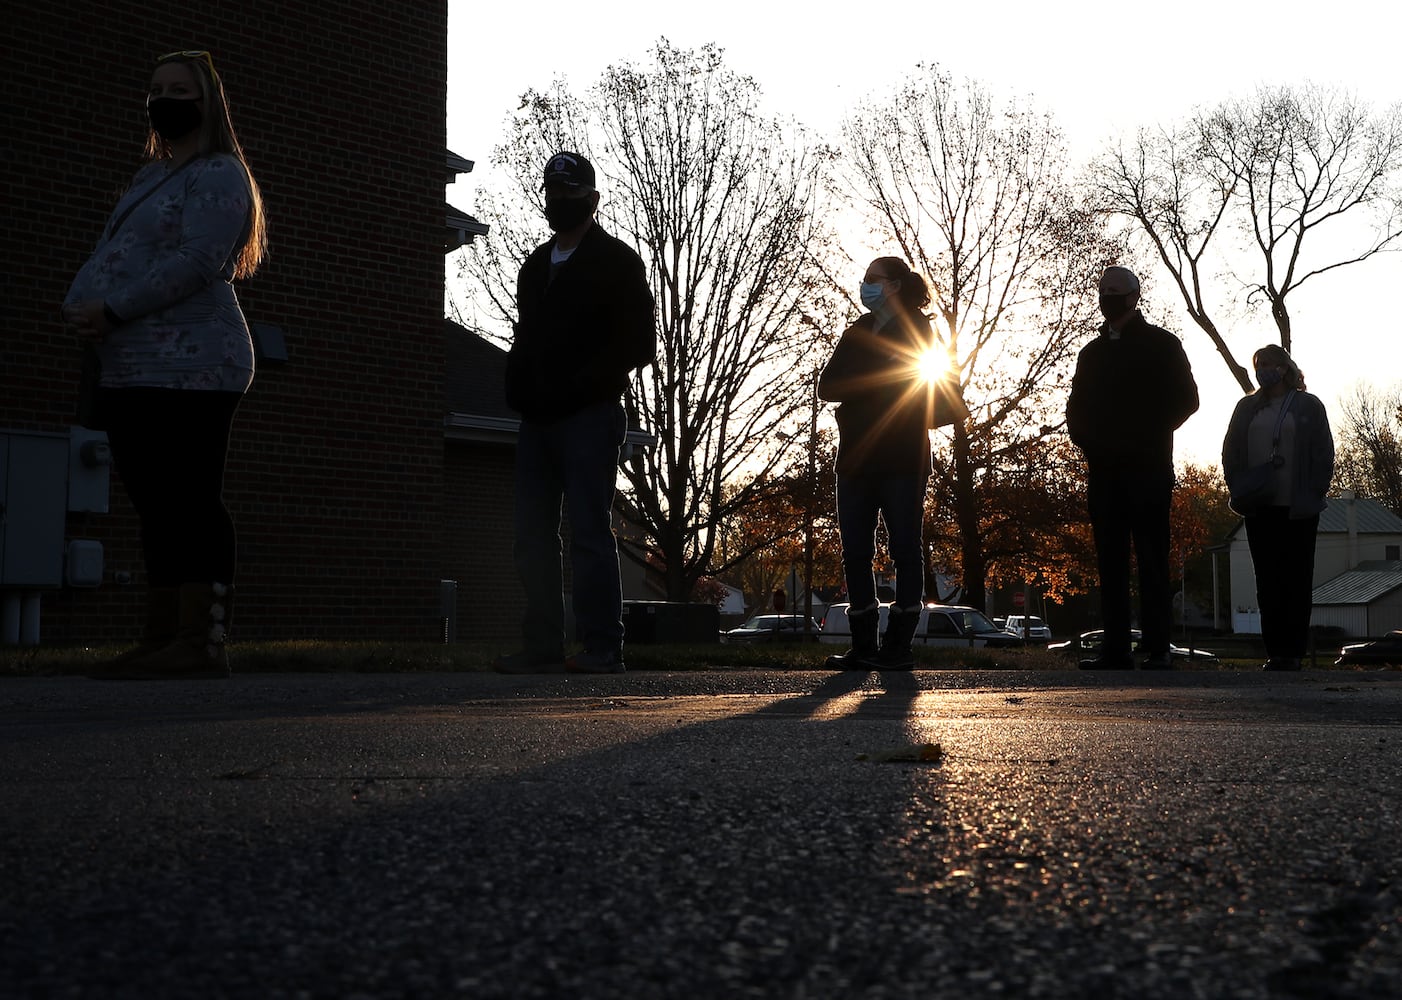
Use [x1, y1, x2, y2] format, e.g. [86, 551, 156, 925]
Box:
[506, 222, 656, 422]
[818, 310, 936, 477]
[1065, 310, 1199, 471]
[1222, 388, 1333, 518]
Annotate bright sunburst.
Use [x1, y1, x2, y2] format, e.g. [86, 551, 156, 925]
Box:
[916, 347, 951, 384]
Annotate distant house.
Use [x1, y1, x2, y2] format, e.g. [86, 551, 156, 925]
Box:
[1227, 493, 1402, 636]
[1311, 561, 1402, 636]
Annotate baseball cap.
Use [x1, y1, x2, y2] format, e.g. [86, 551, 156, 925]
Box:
[542, 151, 595, 191]
[1099, 266, 1140, 296]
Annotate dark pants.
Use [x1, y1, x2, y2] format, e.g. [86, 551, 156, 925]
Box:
[1087, 464, 1174, 659]
[101, 387, 242, 586]
[513, 401, 626, 656]
[1245, 507, 1319, 659]
[836, 474, 928, 610]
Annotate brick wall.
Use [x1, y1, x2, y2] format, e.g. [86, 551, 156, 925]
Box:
[444, 443, 522, 642]
[3, 1, 450, 642]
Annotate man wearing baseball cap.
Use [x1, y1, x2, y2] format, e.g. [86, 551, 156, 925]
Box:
[1066, 266, 1199, 670]
[494, 151, 657, 675]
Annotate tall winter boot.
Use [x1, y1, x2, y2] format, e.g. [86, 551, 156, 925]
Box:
[87, 586, 179, 677]
[825, 604, 880, 669]
[95, 582, 232, 680]
[875, 605, 923, 670]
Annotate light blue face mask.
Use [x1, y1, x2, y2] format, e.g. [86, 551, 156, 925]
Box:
[860, 282, 887, 312]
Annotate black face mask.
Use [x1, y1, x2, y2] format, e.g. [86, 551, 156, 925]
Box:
[1098, 294, 1133, 324]
[147, 97, 203, 141]
[544, 195, 594, 232]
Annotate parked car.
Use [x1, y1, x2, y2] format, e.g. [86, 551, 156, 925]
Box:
[1046, 629, 1219, 662]
[723, 614, 821, 644]
[820, 602, 1024, 648]
[1335, 631, 1402, 667]
[1003, 614, 1052, 641]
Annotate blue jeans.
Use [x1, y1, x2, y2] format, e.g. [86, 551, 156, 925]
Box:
[513, 401, 626, 655]
[836, 474, 928, 610]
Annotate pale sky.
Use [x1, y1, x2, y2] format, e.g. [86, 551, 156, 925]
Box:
[447, 0, 1402, 466]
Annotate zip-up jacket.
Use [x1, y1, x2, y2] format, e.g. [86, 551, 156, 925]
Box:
[506, 222, 656, 422]
[1066, 310, 1199, 470]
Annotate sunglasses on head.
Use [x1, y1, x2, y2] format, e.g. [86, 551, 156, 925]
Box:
[158, 49, 218, 80]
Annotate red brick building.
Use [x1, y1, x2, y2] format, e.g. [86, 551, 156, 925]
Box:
[3, 2, 519, 643]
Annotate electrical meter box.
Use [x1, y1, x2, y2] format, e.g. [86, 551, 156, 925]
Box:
[0, 432, 69, 587]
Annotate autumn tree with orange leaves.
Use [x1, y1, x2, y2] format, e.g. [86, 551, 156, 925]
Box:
[715, 435, 845, 613]
[924, 435, 1097, 605]
[1170, 462, 1239, 619]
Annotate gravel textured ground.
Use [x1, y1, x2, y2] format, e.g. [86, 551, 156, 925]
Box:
[1, 668, 1399, 998]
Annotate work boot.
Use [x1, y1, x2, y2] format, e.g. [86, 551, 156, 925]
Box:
[1141, 650, 1175, 670]
[565, 648, 626, 674]
[825, 604, 880, 669]
[94, 582, 232, 680]
[875, 605, 922, 670]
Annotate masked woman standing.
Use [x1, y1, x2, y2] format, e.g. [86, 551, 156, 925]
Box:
[63, 50, 267, 679]
[818, 256, 941, 670]
[1222, 345, 1334, 671]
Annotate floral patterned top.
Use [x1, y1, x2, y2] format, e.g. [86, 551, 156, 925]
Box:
[65, 153, 255, 392]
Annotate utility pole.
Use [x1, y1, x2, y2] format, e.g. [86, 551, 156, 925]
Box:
[804, 365, 817, 634]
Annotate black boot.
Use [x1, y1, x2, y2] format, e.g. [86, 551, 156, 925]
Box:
[94, 583, 232, 680]
[826, 604, 880, 669]
[876, 605, 922, 670]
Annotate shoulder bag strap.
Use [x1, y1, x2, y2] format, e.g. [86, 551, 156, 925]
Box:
[103, 157, 199, 240]
[1268, 390, 1297, 460]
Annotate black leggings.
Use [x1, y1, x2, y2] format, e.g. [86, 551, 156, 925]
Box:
[101, 387, 243, 587]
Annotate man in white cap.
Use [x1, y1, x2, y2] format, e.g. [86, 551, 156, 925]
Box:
[1066, 266, 1199, 669]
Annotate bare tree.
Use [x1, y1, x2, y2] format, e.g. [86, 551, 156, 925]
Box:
[457, 41, 842, 599]
[1098, 83, 1402, 392]
[1095, 125, 1247, 386]
[1335, 382, 1402, 513]
[840, 64, 1121, 608]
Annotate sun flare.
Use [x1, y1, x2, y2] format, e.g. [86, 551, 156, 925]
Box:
[916, 348, 951, 384]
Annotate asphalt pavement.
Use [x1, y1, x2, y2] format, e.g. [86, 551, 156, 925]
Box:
[1, 667, 1399, 999]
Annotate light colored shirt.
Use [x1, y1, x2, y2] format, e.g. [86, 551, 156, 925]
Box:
[1246, 394, 1297, 506]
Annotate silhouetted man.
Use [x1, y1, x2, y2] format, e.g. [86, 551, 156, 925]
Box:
[493, 152, 656, 674]
[1066, 266, 1199, 669]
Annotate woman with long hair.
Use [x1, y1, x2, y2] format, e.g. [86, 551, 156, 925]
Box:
[1222, 345, 1334, 670]
[63, 50, 268, 678]
[818, 256, 942, 670]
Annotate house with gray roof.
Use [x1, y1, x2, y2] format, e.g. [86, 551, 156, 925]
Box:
[1227, 493, 1402, 636]
[1310, 561, 1402, 636]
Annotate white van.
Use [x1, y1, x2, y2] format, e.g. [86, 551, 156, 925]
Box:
[820, 602, 1023, 648]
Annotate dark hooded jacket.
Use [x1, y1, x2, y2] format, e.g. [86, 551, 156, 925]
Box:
[506, 222, 656, 422]
[819, 310, 937, 477]
[1066, 310, 1199, 471]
